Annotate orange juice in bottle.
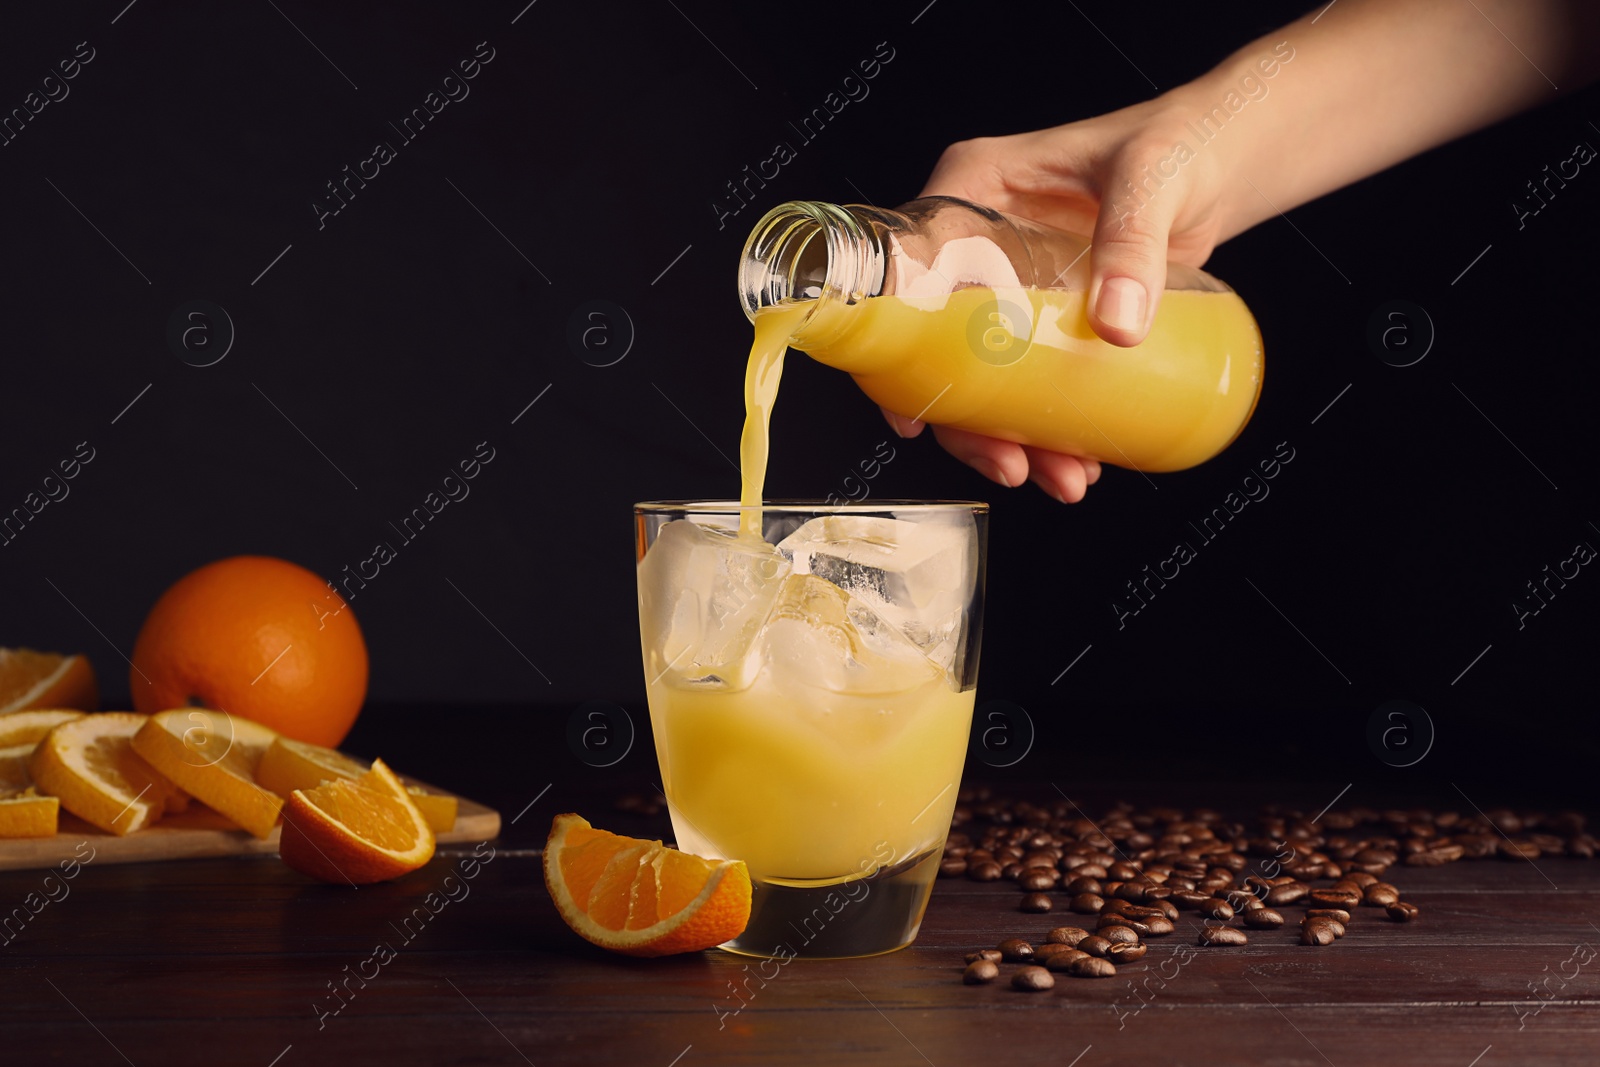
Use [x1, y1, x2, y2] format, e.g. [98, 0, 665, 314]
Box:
[736, 197, 1263, 475]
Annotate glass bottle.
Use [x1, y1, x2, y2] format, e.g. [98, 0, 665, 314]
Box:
[737, 196, 1263, 473]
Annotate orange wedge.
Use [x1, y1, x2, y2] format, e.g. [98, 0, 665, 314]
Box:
[256, 736, 457, 832]
[278, 758, 435, 884]
[544, 813, 751, 957]
[0, 649, 98, 715]
[28, 712, 182, 835]
[0, 789, 59, 838]
[131, 708, 282, 838]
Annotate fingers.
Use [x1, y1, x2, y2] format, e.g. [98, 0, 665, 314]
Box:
[931, 425, 1029, 489]
[1023, 446, 1095, 503]
[880, 406, 927, 439]
[930, 425, 1103, 504]
[1087, 155, 1181, 347]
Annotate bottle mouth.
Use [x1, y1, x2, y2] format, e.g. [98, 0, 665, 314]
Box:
[737, 201, 885, 323]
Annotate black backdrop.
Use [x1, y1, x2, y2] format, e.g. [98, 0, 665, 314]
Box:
[1, 1, 1595, 803]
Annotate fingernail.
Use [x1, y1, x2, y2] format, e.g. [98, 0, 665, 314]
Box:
[1095, 276, 1147, 335]
[972, 458, 1012, 488]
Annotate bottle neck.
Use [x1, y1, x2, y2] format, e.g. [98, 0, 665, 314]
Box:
[738, 202, 886, 342]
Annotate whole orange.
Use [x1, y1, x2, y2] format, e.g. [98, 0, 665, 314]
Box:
[130, 556, 368, 747]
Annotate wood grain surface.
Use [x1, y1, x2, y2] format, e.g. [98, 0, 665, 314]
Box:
[2, 780, 1595, 1067]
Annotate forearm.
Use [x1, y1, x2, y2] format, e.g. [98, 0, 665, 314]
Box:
[1167, 0, 1600, 241]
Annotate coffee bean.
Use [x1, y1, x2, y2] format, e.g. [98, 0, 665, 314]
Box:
[968, 861, 1003, 882]
[1243, 908, 1285, 929]
[1386, 901, 1420, 922]
[1154, 899, 1180, 921]
[1106, 861, 1141, 881]
[1498, 839, 1541, 861]
[1032, 942, 1078, 961]
[1405, 844, 1464, 867]
[1002, 863, 1024, 880]
[1068, 956, 1117, 978]
[1306, 908, 1351, 925]
[1100, 924, 1140, 945]
[1454, 834, 1498, 859]
[1363, 883, 1400, 907]
[1045, 949, 1090, 972]
[964, 959, 1000, 984]
[965, 949, 1003, 964]
[1099, 913, 1150, 936]
[1301, 923, 1336, 946]
[1011, 965, 1054, 991]
[1045, 926, 1090, 947]
[1070, 893, 1105, 915]
[998, 938, 1034, 962]
[1114, 882, 1152, 903]
[1064, 875, 1103, 895]
[1302, 917, 1345, 938]
[1307, 887, 1361, 909]
[1106, 941, 1148, 963]
[1145, 916, 1176, 938]
[1018, 869, 1057, 892]
[1078, 935, 1114, 958]
[1197, 926, 1248, 947]
[939, 857, 968, 878]
[1345, 872, 1380, 889]
[1170, 889, 1210, 910]
[1020, 893, 1053, 913]
[1265, 883, 1308, 907]
[1198, 897, 1234, 920]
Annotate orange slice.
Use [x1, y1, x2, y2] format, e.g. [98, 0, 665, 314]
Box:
[0, 709, 86, 747]
[131, 708, 282, 838]
[0, 789, 59, 838]
[0, 650, 98, 715]
[278, 758, 435, 884]
[0, 743, 36, 795]
[256, 736, 457, 832]
[28, 713, 182, 835]
[544, 813, 751, 957]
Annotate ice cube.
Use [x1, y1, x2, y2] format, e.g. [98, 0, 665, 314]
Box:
[775, 513, 976, 671]
[759, 574, 943, 695]
[637, 520, 790, 690]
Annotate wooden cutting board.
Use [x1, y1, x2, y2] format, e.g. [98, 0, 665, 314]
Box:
[0, 781, 500, 872]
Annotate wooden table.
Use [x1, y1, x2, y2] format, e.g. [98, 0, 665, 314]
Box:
[4, 720, 1597, 1066]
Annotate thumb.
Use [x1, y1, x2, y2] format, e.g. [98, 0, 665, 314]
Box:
[1086, 165, 1177, 347]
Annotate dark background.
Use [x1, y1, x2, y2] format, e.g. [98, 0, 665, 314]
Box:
[1, 1, 1595, 805]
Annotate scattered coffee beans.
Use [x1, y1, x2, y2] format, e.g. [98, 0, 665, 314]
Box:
[946, 793, 1589, 989]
